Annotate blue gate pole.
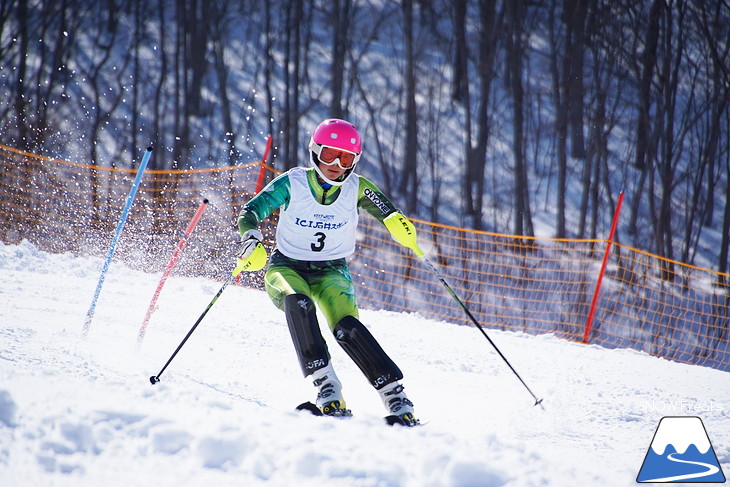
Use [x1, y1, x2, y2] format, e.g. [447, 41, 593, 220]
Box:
[83, 147, 153, 336]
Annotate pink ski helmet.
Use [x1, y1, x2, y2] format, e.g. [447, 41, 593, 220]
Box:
[309, 118, 362, 186]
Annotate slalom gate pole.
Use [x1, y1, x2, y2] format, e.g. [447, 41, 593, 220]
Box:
[254, 135, 274, 194]
[149, 263, 246, 384]
[421, 256, 544, 407]
[83, 147, 153, 337]
[137, 198, 209, 344]
[582, 191, 624, 343]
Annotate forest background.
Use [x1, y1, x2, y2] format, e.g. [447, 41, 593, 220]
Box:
[1, 0, 729, 275]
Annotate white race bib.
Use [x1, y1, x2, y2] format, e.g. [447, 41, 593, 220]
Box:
[276, 168, 359, 261]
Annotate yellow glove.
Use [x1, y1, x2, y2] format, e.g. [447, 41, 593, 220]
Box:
[383, 212, 424, 257]
[234, 229, 268, 274]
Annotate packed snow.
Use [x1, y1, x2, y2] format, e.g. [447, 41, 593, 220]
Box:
[0, 240, 728, 486]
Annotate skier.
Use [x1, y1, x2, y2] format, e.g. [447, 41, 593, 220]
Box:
[235, 118, 423, 426]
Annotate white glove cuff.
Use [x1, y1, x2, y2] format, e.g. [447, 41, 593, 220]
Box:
[241, 229, 263, 242]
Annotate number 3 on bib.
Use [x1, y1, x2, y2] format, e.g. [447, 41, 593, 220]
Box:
[311, 232, 326, 252]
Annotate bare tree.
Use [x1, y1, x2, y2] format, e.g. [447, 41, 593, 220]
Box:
[329, 0, 352, 119]
[628, 0, 663, 240]
[348, 3, 397, 194]
[130, 0, 142, 159]
[211, 2, 237, 166]
[677, 0, 730, 267]
[548, 0, 569, 238]
[580, 1, 626, 239]
[565, 0, 587, 161]
[650, 1, 689, 280]
[170, 0, 211, 169]
[507, 0, 533, 237]
[452, 0, 472, 220]
[399, 0, 418, 214]
[11, 0, 30, 150]
[280, 0, 306, 170]
[548, 0, 588, 238]
[151, 0, 169, 170]
[263, 1, 276, 164]
[453, 0, 499, 230]
[719, 141, 730, 286]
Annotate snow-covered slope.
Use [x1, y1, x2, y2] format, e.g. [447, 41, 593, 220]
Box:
[0, 240, 728, 486]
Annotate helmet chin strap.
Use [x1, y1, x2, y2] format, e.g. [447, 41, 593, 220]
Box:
[310, 152, 355, 186]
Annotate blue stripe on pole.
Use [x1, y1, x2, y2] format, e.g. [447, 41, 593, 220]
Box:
[83, 147, 153, 336]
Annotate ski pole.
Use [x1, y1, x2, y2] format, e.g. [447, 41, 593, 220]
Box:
[420, 256, 544, 408]
[149, 262, 246, 385]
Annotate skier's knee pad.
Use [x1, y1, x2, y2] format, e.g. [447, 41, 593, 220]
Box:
[334, 316, 403, 389]
[284, 293, 329, 377]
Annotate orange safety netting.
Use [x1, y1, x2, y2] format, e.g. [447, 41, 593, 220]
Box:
[1, 143, 728, 372]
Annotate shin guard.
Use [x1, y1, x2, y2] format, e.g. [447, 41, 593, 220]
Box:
[284, 294, 329, 376]
[334, 316, 403, 389]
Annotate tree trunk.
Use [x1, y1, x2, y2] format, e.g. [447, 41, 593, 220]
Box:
[471, 0, 498, 230]
[718, 157, 730, 287]
[565, 0, 586, 159]
[629, 0, 663, 238]
[507, 0, 533, 237]
[452, 0, 474, 222]
[549, 0, 568, 238]
[329, 0, 352, 119]
[399, 0, 418, 214]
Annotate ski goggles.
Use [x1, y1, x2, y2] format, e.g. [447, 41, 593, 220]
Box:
[314, 145, 359, 169]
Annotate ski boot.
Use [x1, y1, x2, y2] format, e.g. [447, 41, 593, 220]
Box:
[314, 365, 352, 417]
[380, 382, 419, 427]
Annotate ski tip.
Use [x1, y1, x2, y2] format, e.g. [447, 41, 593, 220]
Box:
[385, 415, 401, 426]
[149, 375, 160, 385]
[296, 401, 323, 416]
[385, 414, 420, 427]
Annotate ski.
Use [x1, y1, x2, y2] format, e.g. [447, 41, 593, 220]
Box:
[296, 402, 420, 426]
[385, 415, 406, 426]
[385, 413, 420, 427]
[296, 401, 352, 418]
[296, 401, 323, 416]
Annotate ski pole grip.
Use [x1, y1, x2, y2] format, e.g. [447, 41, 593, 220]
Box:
[232, 261, 248, 276]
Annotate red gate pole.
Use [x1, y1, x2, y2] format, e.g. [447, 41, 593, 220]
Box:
[254, 135, 274, 194]
[137, 198, 209, 343]
[582, 192, 624, 344]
